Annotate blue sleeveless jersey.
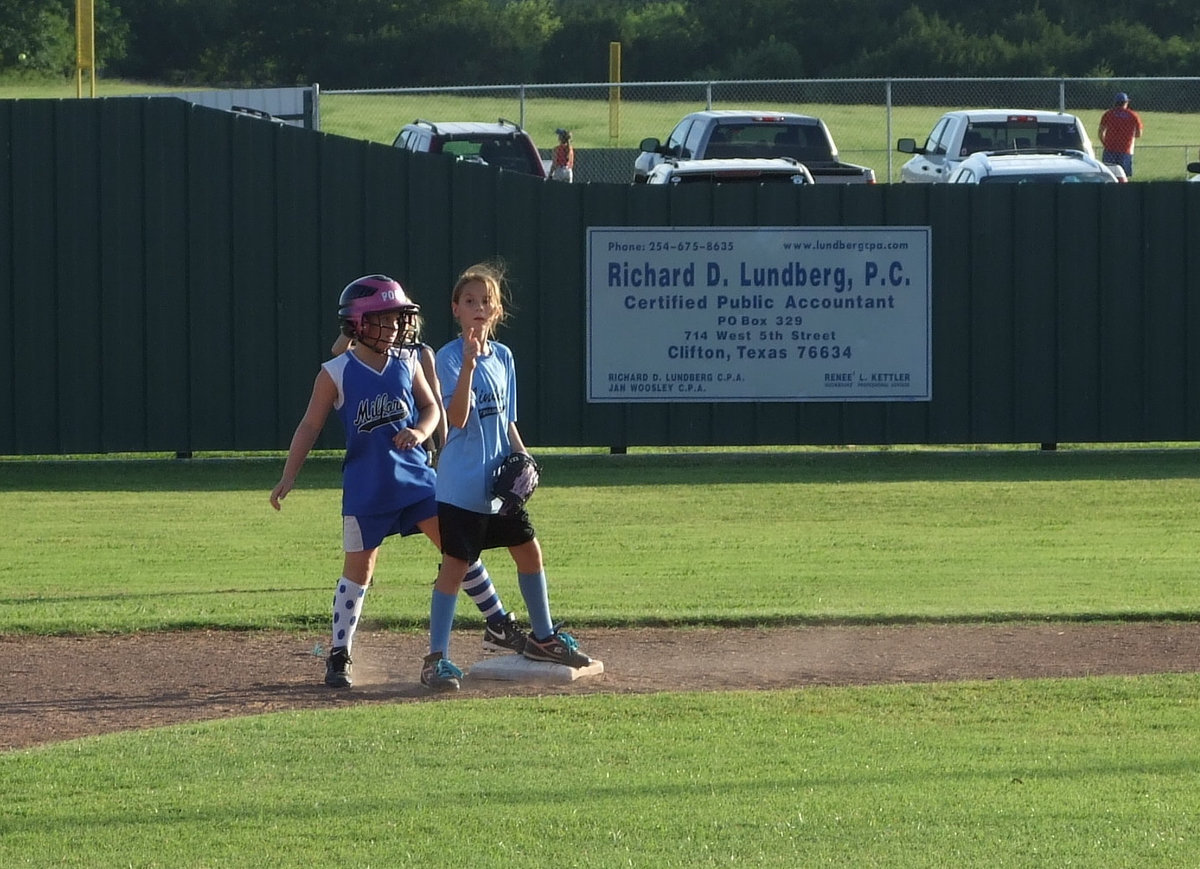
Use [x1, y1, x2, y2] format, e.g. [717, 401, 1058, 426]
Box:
[323, 350, 437, 517]
[434, 337, 517, 513]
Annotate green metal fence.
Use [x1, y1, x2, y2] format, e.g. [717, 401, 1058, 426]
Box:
[2, 96, 1199, 456]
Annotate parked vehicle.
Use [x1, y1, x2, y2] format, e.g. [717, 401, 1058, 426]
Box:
[896, 110, 1094, 183]
[229, 105, 288, 125]
[392, 118, 547, 179]
[947, 149, 1119, 184]
[634, 110, 875, 184]
[1188, 161, 1200, 182]
[645, 157, 815, 185]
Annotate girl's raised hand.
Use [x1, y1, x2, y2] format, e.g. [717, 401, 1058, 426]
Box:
[463, 325, 483, 362]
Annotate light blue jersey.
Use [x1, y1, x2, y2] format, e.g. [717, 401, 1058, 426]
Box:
[323, 349, 436, 517]
[434, 337, 517, 513]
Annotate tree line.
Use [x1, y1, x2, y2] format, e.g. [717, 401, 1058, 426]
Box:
[5, 0, 1200, 87]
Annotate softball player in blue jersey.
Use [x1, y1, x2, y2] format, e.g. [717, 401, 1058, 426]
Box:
[420, 262, 592, 692]
[270, 275, 525, 688]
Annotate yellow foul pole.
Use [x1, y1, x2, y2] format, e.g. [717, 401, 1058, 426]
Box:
[76, 0, 96, 97]
[608, 42, 621, 144]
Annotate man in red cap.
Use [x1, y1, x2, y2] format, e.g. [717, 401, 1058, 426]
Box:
[1099, 92, 1144, 178]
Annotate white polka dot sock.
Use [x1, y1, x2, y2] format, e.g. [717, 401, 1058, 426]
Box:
[331, 577, 367, 654]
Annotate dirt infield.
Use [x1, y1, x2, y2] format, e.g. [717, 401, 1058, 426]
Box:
[5, 622, 1199, 752]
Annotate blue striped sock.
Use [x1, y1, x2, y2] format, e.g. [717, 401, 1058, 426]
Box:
[462, 560, 505, 623]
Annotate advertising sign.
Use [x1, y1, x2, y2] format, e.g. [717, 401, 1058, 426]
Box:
[587, 226, 931, 402]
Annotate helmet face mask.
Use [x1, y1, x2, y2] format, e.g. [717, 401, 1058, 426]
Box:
[358, 308, 419, 354]
[338, 275, 420, 355]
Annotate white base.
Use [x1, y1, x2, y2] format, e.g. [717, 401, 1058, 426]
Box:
[469, 653, 605, 683]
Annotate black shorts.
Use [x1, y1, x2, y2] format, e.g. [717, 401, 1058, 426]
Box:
[438, 501, 536, 564]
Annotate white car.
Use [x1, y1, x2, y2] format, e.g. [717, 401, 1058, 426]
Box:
[897, 110, 1094, 183]
[644, 157, 815, 185]
[1188, 161, 1200, 182]
[946, 149, 1120, 184]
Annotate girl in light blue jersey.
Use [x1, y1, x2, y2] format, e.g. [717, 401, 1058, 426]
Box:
[421, 262, 592, 691]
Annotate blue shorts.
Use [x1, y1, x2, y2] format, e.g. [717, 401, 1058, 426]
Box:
[1102, 151, 1133, 177]
[343, 496, 438, 552]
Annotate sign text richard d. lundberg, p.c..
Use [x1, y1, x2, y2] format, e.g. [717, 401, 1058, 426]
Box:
[586, 226, 931, 403]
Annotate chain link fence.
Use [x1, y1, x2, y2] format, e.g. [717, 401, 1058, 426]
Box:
[323, 77, 1200, 183]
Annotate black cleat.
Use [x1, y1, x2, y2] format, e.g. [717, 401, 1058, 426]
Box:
[482, 612, 528, 653]
[325, 647, 353, 688]
[420, 652, 463, 692]
[523, 629, 593, 669]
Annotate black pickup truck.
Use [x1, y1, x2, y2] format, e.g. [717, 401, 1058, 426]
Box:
[634, 110, 876, 184]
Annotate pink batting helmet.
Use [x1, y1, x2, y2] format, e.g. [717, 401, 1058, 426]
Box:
[337, 275, 419, 343]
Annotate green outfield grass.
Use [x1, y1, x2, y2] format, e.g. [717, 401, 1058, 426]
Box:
[3, 447, 1200, 865]
[4, 448, 1200, 634]
[3, 677, 1198, 867]
[0, 77, 187, 99]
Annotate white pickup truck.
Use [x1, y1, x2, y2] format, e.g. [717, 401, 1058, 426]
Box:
[895, 110, 1095, 183]
[635, 110, 875, 184]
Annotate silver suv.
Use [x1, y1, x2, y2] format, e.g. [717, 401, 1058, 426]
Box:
[392, 118, 547, 179]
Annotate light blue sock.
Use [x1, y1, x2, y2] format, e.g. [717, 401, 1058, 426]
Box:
[430, 589, 458, 656]
[518, 571, 553, 640]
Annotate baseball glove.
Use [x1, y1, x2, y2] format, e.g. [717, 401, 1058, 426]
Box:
[492, 452, 542, 515]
